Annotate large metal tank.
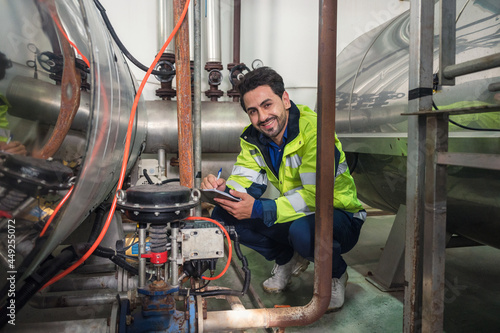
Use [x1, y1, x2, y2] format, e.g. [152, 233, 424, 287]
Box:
[0, 0, 146, 275]
[336, 0, 500, 248]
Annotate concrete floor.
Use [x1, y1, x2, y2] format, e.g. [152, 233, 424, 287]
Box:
[215, 213, 500, 333]
[4, 213, 500, 332]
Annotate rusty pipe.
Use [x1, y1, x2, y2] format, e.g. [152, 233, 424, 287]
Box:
[33, 0, 81, 159]
[203, 0, 337, 330]
[174, 0, 194, 188]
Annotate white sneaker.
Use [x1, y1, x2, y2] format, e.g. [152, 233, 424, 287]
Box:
[327, 271, 348, 311]
[262, 252, 306, 293]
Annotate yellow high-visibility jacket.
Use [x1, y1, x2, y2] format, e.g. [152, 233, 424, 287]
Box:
[0, 94, 11, 142]
[226, 101, 365, 226]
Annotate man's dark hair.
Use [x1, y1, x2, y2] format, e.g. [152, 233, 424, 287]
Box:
[237, 66, 285, 111]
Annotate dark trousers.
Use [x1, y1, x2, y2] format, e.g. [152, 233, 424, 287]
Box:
[211, 206, 364, 278]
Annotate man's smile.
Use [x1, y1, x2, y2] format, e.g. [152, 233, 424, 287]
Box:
[259, 117, 276, 129]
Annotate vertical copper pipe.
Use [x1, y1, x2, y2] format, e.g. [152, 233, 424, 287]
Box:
[203, 0, 338, 330]
[311, 0, 337, 311]
[174, 0, 193, 188]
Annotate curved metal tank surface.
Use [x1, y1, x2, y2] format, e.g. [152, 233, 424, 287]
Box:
[0, 0, 146, 275]
[336, 0, 500, 248]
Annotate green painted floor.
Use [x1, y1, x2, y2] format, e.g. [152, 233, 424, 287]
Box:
[211, 213, 500, 333]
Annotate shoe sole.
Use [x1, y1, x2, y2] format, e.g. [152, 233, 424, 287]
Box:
[262, 280, 293, 294]
[325, 305, 344, 313]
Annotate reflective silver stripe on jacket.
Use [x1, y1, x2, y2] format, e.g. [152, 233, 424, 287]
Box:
[354, 210, 367, 222]
[286, 192, 311, 214]
[231, 165, 268, 185]
[336, 160, 348, 177]
[250, 149, 266, 168]
[0, 128, 10, 139]
[285, 154, 302, 168]
[225, 180, 247, 193]
[300, 172, 316, 186]
[284, 186, 303, 196]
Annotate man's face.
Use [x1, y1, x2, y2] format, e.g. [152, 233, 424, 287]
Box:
[243, 85, 290, 145]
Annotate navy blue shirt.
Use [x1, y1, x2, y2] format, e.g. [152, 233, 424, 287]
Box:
[251, 127, 288, 219]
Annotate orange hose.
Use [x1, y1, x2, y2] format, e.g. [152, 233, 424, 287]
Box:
[184, 216, 232, 281]
[51, 13, 90, 67]
[41, 0, 191, 290]
[39, 186, 74, 237]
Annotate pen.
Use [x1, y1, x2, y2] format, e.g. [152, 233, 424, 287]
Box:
[6, 134, 12, 144]
[216, 168, 222, 180]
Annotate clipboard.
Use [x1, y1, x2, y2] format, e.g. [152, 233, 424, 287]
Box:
[200, 188, 241, 205]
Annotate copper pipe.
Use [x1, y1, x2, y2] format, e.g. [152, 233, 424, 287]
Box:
[174, 0, 194, 188]
[33, 0, 81, 159]
[203, 0, 338, 330]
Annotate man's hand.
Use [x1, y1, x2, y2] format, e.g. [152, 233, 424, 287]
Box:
[0, 141, 27, 156]
[215, 190, 254, 220]
[201, 173, 226, 192]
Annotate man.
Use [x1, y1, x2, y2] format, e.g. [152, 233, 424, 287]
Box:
[201, 67, 366, 311]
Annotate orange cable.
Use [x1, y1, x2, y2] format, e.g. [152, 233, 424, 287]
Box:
[41, 0, 191, 290]
[51, 13, 90, 67]
[39, 185, 74, 237]
[184, 216, 232, 281]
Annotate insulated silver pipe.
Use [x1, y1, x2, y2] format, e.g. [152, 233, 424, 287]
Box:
[30, 291, 129, 308]
[7, 76, 90, 132]
[205, 0, 221, 62]
[145, 100, 249, 154]
[46, 273, 122, 292]
[6, 76, 248, 155]
[157, 0, 175, 54]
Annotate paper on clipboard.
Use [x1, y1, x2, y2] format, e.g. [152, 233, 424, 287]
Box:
[200, 188, 241, 205]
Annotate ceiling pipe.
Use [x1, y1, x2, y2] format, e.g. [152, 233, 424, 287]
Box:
[156, 0, 176, 99]
[157, 0, 174, 54]
[227, 0, 244, 102]
[204, 0, 224, 101]
[174, 0, 194, 188]
[202, 0, 338, 330]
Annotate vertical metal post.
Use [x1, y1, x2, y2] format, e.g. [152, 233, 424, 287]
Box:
[174, 0, 194, 188]
[193, 0, 202, 215]
[158, 148, 166, 178]
[405, 0, 434, 331]
[422, 113, 448, 332]
[170, 225, 179, 288]
[138, 224, 147, 288]
[439, 0, 456, 86]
